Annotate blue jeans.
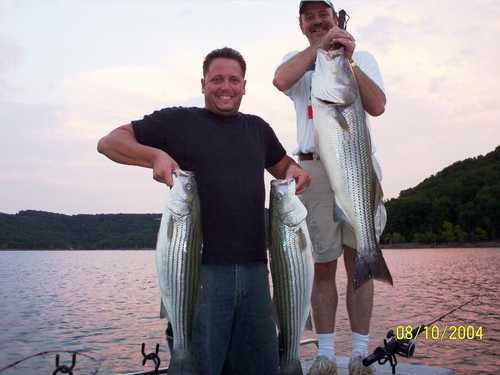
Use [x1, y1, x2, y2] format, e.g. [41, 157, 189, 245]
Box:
[192, 263, 279, 375]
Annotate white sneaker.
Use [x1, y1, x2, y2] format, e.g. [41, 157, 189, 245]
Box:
[348, 356, 375, 375]
[307, 355, 338, 375]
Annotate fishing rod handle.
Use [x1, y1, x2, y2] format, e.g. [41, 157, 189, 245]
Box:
[338, 10, 347, 30]
[363, 347, 386, 366]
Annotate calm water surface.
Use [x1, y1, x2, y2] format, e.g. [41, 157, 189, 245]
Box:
[0, 249, 498, 374]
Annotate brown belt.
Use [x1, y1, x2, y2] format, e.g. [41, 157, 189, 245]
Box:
[298, 153, 320, 161]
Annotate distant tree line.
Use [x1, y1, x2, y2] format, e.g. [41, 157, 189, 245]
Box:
[1, 146, 498, 249]
[0, 211, 161, 249]
[382, 146, 499, 244]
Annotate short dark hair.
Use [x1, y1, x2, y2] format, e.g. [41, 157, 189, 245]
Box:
[203, 47, 247, 77]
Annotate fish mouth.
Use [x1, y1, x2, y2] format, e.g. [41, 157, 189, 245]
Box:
[270, 179, 307, 226]
[271, 178, 295, 186]
[176, 170, 194, 177]
[271, 178, 295, 197]
[170, 171, 197, 215]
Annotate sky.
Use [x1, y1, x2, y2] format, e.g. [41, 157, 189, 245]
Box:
[1, 0, 499, 215]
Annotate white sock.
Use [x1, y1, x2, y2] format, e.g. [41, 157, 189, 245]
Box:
[317, 332, 336, 360]
[352, 331, 369, 358]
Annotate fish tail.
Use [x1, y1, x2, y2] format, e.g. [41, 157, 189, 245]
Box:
[280, 359, 303, 375]
[354, 253, 393, 289]
[168, 350, 197, 375]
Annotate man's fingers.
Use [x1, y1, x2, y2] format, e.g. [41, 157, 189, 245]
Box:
[153, 168, 177, 187]
[294, 173, 311, 194]
[165, 174, 174, 187]
[329, 29, 354, 41]
[332, 37, 354, 47]
[153, 173, 165, 183]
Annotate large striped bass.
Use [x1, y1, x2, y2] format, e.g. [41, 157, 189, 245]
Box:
[311, 48, 393, 289]
[269, 179, 314, 375]
[156, 171, 202, 375]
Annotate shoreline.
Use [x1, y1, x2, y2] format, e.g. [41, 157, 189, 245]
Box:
[1, 242, 499, 251]
[381, 241, 500, 249]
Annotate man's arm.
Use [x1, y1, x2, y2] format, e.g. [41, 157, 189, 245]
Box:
[273, 27, 351, 92]
[352, 65, 386, 116]
[267, 155, 311, 194]
[97, 124, 179, 186]
[273, 46, 317, 92]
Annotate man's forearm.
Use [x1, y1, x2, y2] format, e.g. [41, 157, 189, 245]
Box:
[267, 155, 293, 179]
[273, 46, 317, 92]
[353, 66, 386, 116]
[97, 124, 162, 168]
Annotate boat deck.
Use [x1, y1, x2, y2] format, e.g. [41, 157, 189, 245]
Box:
[302, 356, 455, 375]
[125, 357, 455, 375]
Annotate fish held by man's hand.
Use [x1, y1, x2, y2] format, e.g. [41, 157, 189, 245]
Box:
[156, 171, 202, 375]
[311, 48, 393, 289]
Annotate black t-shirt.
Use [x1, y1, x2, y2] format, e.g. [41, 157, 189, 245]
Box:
[132, 107, 286, 264]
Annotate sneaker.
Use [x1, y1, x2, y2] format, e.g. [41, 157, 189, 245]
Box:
[307, 355, 337, 375]
[348, 356, 375, 375]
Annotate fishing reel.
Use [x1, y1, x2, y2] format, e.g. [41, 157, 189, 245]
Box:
[363, 327, 419, 375]
[363, 299, 475, 374]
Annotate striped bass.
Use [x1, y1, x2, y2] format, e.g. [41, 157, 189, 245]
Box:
[269, 179, 314, 375]
[155, 171, 202, 375]
[311, 48, 393, 289]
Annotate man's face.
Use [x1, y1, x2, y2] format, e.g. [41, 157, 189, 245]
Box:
[201, 58, 246, 116]
[299, 2, 337, 45]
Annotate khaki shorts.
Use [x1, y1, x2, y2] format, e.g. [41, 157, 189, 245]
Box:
[299, 160, 356, 263]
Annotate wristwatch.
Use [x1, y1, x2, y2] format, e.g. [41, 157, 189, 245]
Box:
[349, 58, 358, 69]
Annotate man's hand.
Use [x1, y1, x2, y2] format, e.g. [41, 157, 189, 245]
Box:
[152, 151, 180, 187]
[285, 163, 311, 195]
[267, 155, 311, 194]
[317, 26, 356, 60]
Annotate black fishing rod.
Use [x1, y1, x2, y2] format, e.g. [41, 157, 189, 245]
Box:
[363, 297, 476, 374]
[0, 350, 101, 374]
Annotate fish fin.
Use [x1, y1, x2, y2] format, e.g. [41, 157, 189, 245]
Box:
[313, 97, 349, 131]
[264, 208, 270, 249]
[334, 203, 350, 225]
[297, 227, 308, 251]
[160, 299, 169, 319]
[270, 296, 279, 325]
[165, 322, 174, 354]
[280, 359, 303, 375]
[374, 177, 384, 205]
[304, 312, 313, 331]
[167, 216, 174, 240]
[169, 350, 198, 375]
[332, 107, 350, 130]
[353, 253, 393, 289]
[372, 178, 387, 242]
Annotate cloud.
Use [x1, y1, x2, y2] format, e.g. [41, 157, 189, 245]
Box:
[0, 98, 167, 214]
[0, 37, 22, 97]
[59, 63, 205, 139]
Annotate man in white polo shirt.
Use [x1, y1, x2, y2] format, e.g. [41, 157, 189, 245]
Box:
[273, 1, 387, 374]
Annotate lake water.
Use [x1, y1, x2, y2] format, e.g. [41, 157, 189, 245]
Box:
[0, 249, 498, 375]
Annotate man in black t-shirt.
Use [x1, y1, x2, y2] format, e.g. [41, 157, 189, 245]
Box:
[98, 47, 311, 375]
